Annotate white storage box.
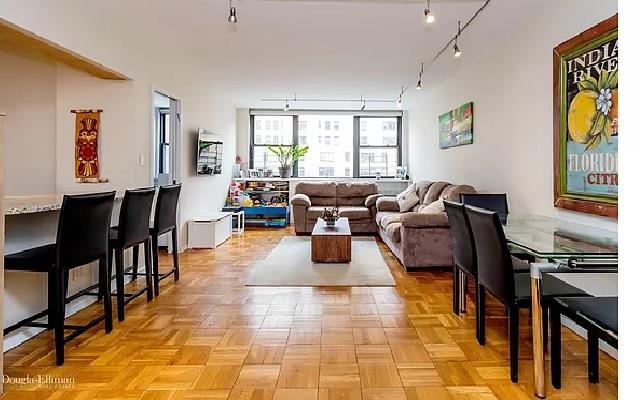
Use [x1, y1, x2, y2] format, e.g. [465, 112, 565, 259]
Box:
[187, 212, 232, 249]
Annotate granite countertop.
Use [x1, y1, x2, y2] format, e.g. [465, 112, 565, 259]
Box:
[4, 192, 125, 215]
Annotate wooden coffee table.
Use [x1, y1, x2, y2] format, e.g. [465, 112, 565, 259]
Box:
[311, 217, 352, 263]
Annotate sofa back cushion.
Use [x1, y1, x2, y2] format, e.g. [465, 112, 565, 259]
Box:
[424, 182, 451, 204]
[439, 184, 477, 202]
[414, 181, 434, 204]
[295, 181, 337, 206]
[336, 182, 378, 206]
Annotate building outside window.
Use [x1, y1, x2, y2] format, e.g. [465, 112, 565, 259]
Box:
[319, 167, 335, 177]
[320, 152, 335, 162]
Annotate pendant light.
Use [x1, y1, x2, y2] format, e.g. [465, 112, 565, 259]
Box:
[423, 0, 435, 24]
[228, 0, 237, 23]
[453, 21, 462, 58]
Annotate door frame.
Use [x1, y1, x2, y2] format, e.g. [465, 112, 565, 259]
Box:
[150, 87, 182, 186]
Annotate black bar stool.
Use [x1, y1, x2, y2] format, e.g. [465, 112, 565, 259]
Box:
[108, 187, 156, 321]
[4, 192, 115, 365]
[150, 184, 182, 296]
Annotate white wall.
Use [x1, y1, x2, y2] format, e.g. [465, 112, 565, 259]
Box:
[408, 0, 618, 231]
[0, 51, 57, 196]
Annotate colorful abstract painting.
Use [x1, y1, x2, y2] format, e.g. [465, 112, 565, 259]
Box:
[439, 102, 473, 149]
[74, 110, 101, 180]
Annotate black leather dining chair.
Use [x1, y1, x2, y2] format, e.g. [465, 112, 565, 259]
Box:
[550, 296, 617, 388]
[465, 205, 587, 382]
[150, 184, 182, 296]
[108, 187, 156, 321]
[461, 192, 534, 263]
[4, 192, 115, 365]
[444, 200, 483, 345]
[460, 193, 508, 223]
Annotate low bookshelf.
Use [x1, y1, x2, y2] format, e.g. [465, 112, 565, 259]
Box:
[231, 178, 290, 227]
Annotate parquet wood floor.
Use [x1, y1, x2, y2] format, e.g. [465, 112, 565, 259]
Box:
[2, 228, 618, 399]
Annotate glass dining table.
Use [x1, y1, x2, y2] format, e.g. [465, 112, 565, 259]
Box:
[503, 215, 618, 398]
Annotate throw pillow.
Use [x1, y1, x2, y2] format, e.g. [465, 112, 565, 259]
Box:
[420, 198, 446, 214]
[397, 184, 419, 213]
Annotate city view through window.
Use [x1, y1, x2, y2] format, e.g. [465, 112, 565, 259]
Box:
[251, 113, 401, 177]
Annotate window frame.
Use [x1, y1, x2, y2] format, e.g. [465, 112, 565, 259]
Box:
[250, 111, 402, 178]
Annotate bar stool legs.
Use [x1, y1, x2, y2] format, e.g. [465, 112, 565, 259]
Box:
[172, 229, 180, 281]
[109, 239, 155, 322]
[131, 245, 139, 280]
[151, 228, 180, 297]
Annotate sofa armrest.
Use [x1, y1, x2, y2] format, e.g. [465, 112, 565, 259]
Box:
[291, 193, 311, 207]
[365, 193, 383, 207]
[376, 196, 400, 212]
[401, 212, 449, 228]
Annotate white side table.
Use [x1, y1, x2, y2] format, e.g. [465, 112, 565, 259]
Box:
[231, 211, 245, 235]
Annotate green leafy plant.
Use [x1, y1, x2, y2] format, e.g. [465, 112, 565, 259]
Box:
[267, 144, 310, 168]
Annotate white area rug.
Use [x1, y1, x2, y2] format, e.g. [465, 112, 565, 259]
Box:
[246, 236, 395, 287]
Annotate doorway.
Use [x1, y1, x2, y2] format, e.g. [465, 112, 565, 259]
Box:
[153, 90, 181, 186]
[152, 90, 182, 251]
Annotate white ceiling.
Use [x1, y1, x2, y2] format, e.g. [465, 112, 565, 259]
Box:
[0, 0, 545, 109]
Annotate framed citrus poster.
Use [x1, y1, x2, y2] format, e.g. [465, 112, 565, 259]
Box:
[553, 14, 618, 218]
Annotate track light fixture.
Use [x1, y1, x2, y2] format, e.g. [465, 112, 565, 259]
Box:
[396, 87, 404, 108]
[416, 62, 424, 90]
[227, 0, 237, 23]
[284, 100, 290, 112]
[360, 95, 366, 111]
[423, 0, 435, 24]
[453, 21, 462, 58]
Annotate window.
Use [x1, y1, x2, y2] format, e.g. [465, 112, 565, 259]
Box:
[250, 112, 401, 178]
[251, 115, 294, 174]
[358, 117, 401, 177]
[320, 152, 335, 162]
[319, 167, 335, 177]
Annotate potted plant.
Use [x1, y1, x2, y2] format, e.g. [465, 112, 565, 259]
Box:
[267, 144, 310, 178]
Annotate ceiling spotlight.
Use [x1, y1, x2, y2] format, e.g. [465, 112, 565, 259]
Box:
[453, 21, 462, 58]
[423, 0, 435, 24]
[416, 62, 424, 90]
[453, 42, 462, 58]
[360, 100, 366, 111]
[284, 100, 290, 112]
[227, 0, 237, 23]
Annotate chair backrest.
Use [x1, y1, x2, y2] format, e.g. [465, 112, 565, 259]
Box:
[153, 184, 182, 235]
[460, 193, 508, 223]
[117, 187, 156, 248]
[465, 205, 516, 305]
[56, 191, 116, 269]
[443, 200, 476, 277]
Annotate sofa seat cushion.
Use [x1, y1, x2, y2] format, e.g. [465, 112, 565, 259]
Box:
[306, 206, 328, 219]
[338, 206, 370, 220]
[376, 211, 398, 226]
[380, 213, 403, 229]
[384, 222, 402, 243]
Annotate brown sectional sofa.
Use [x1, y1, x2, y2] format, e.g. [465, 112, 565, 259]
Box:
[376, 181, 476, 271]
[291, 181, 381, 234]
